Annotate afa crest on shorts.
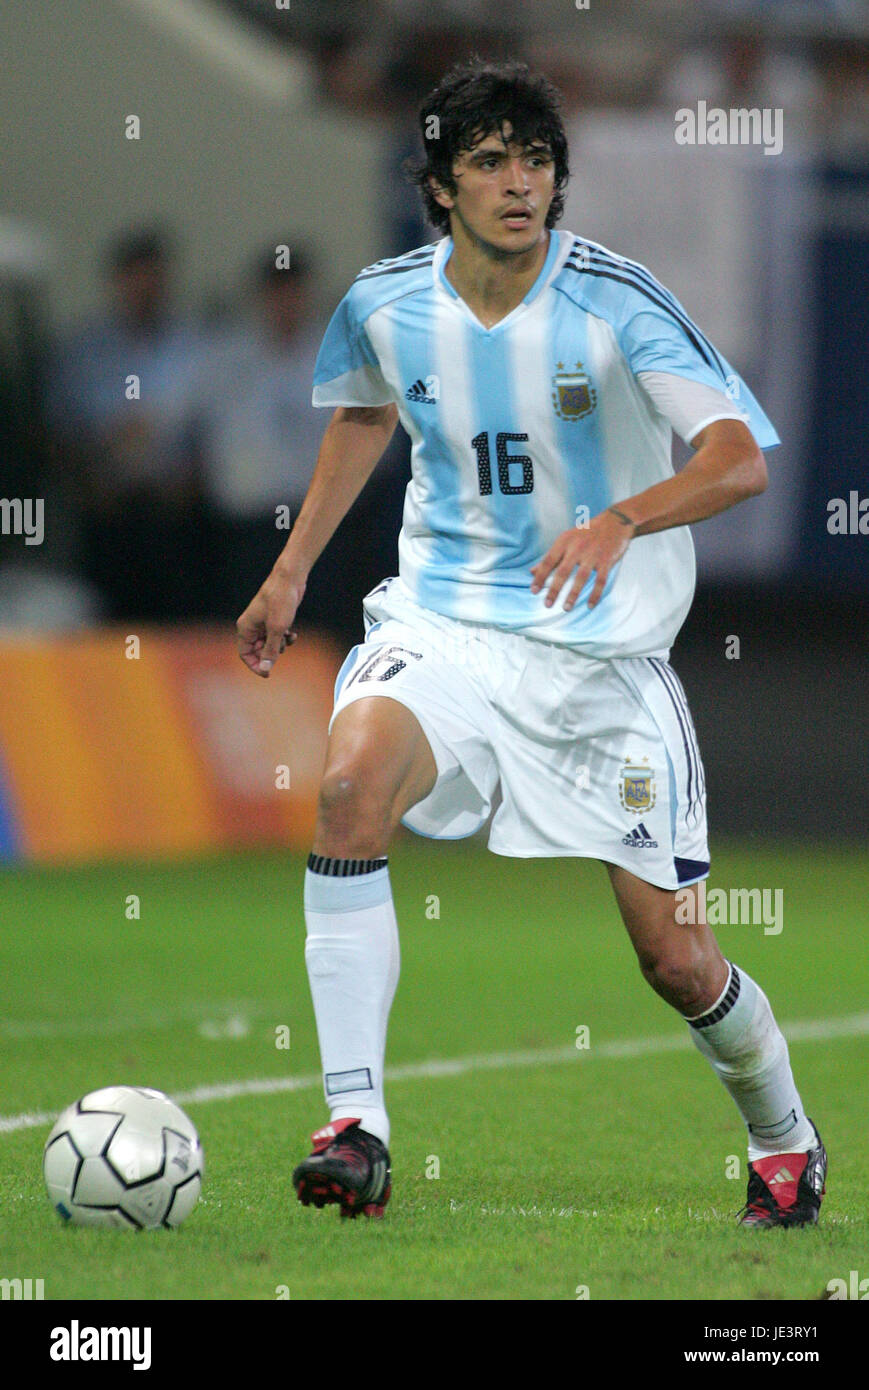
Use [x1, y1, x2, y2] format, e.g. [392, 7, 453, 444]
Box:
[552, 361, 597, 421]
[619, 758, 656, 813]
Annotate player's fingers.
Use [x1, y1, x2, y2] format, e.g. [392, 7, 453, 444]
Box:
[238, 633, 272, 676]
[257, 624, 296, 676]
[532, 535, 575, 588]
[236, 610, 265, 649]
[532, 527, 588, 592]
[544, 555, 584, 606]
[529, 553, 558, 593]
[237, 636, 265, 671]
[562, 563, 594, 611]
[586, 564, 610, 609]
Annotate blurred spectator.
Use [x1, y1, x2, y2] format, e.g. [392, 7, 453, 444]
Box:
[189, 244, 378, 639]
[658, 24, 821, 143]
[189, 244, 330, 625]
[44, 227, 204, 621]
[0, 563, 101, 631]
[813, 36, 869, 155]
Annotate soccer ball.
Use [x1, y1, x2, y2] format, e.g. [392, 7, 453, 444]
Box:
[43, 1086, 204, 1230]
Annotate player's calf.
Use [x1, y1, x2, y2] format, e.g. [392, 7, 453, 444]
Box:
[605, 866, 729, 1016]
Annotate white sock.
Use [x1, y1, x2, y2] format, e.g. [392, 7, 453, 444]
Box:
[303, 855, 399, 1148]
[684, 962, 816, 1161]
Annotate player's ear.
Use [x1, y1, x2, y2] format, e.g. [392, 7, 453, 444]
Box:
[428, 173, 455, 211]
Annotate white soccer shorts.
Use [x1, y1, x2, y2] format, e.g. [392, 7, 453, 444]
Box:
[328, 576, 709, 890]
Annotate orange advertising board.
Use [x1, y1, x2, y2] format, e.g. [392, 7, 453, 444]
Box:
[0, 626, 343, 864]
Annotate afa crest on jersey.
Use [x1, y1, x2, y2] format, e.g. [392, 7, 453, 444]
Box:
[619, 758, 656, 813]
[552, 361, 597, 421]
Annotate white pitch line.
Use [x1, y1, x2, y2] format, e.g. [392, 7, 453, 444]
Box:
[2, 1011, 867, 1137]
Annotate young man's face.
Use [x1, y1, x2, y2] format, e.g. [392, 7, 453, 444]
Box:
[432, 121, 556, 255]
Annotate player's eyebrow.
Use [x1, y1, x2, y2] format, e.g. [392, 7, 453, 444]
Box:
[467, 142, 553, 164]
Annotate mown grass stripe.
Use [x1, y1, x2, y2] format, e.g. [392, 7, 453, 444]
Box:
[2, 1010, 867, 1136]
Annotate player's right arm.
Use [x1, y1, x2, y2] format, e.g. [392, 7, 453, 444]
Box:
[236, 401, 398, 677]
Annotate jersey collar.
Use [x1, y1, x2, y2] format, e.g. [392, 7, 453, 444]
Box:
[433, 229, 570, 326]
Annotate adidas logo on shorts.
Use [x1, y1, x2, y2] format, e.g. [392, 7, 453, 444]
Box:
[621, 822, 658, 849]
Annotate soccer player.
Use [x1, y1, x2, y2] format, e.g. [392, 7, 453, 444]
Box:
[237, 59, 826, 1227]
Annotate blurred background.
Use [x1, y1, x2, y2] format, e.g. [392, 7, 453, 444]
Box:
[0, 0, 866, 864]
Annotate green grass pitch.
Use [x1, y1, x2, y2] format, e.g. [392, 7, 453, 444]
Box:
[0, 836, 865, 1301]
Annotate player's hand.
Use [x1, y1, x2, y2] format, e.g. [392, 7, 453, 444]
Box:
[236, 570, 306, 678]
[529, 508, 637, 611]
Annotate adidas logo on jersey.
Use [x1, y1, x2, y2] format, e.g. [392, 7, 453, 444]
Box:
[405, 377, 438, 404]
[621, 822, 658, 849]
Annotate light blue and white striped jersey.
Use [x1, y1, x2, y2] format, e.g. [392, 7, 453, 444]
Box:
[312, 229, 779, 658]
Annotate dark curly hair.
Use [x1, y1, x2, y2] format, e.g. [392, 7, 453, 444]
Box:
[405, 57, 570, 234]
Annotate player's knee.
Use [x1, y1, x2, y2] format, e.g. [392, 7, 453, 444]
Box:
[316, 763, 395, 855]
[639, 945, 710, 1014]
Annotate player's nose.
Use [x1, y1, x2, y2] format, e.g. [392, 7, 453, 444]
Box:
[502, 159, 530, 193]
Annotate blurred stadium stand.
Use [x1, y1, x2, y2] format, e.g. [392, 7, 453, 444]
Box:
[0, 0, 866, 858]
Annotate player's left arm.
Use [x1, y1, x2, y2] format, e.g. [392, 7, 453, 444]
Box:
[530, 419, 767, 611]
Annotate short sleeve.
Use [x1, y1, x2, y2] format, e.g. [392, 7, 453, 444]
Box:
[637, 372, 770, 449]
[619, 294, 781, 450]
[311, 287, 393, 408]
